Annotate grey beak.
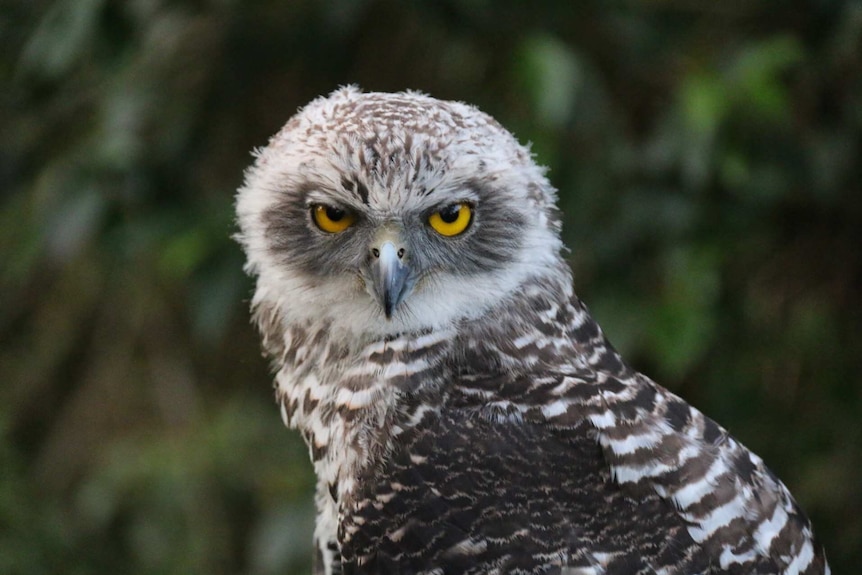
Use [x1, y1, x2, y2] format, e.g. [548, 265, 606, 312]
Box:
[371, 241, 411, 319]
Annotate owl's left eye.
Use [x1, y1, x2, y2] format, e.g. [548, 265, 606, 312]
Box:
[428, 202, 473, 237]
[311, 204, 356, 233]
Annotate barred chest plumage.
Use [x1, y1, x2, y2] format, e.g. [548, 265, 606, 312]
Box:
[275, 322, 456, 500]
[265, 275, 829, 574]
[271, 316, 468, 575]
[271, 271, 599, 493]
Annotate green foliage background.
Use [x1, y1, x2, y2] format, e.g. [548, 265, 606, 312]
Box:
[2, 1, 860, 573]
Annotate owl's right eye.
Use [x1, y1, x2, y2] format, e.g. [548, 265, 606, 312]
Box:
[311, 204, 356, 233]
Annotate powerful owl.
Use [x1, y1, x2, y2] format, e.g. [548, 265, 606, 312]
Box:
[235, 87, 829, 574]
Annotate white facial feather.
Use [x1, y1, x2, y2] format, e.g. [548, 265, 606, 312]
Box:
[236, 86, 564, 343]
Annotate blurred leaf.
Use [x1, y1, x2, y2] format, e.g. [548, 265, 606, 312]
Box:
[731, 35, 804, 122]
[17, 0, 105, 81]
[516, 34, 582, 129]
[648, 246, 721, 379]
[682, 71, 728, 138]
[45, 185, 107, 264]
[159, 226, 212, 280]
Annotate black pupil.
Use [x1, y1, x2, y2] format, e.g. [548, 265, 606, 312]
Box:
[439, 204, 462, 224]
[325, 206, 345, 221]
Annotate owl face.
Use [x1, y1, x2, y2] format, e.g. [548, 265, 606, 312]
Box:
[236, 88, 564, 341]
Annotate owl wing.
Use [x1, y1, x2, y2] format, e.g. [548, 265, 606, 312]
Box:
[520, 369, 829, 575]
[337, 370, 828, 575]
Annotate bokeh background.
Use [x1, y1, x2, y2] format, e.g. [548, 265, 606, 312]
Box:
[2, 1, 861, 573]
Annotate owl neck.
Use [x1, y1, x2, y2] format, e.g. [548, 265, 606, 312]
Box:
[447, 264, 630, 383]
[270, 261, 627, 498]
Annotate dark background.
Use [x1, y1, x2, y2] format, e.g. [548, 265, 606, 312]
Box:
[2, 1, 860, 573]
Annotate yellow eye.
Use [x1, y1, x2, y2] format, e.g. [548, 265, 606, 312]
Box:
[428, 202, 473, 237]
[312, 204, 356, 233]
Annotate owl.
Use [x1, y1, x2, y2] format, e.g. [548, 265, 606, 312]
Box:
[235, 87, 829, 574]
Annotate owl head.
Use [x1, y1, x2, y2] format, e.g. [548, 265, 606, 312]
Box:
[236, 87, 566, 343]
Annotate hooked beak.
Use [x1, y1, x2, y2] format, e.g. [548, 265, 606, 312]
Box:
[370, 241, 412, 319]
